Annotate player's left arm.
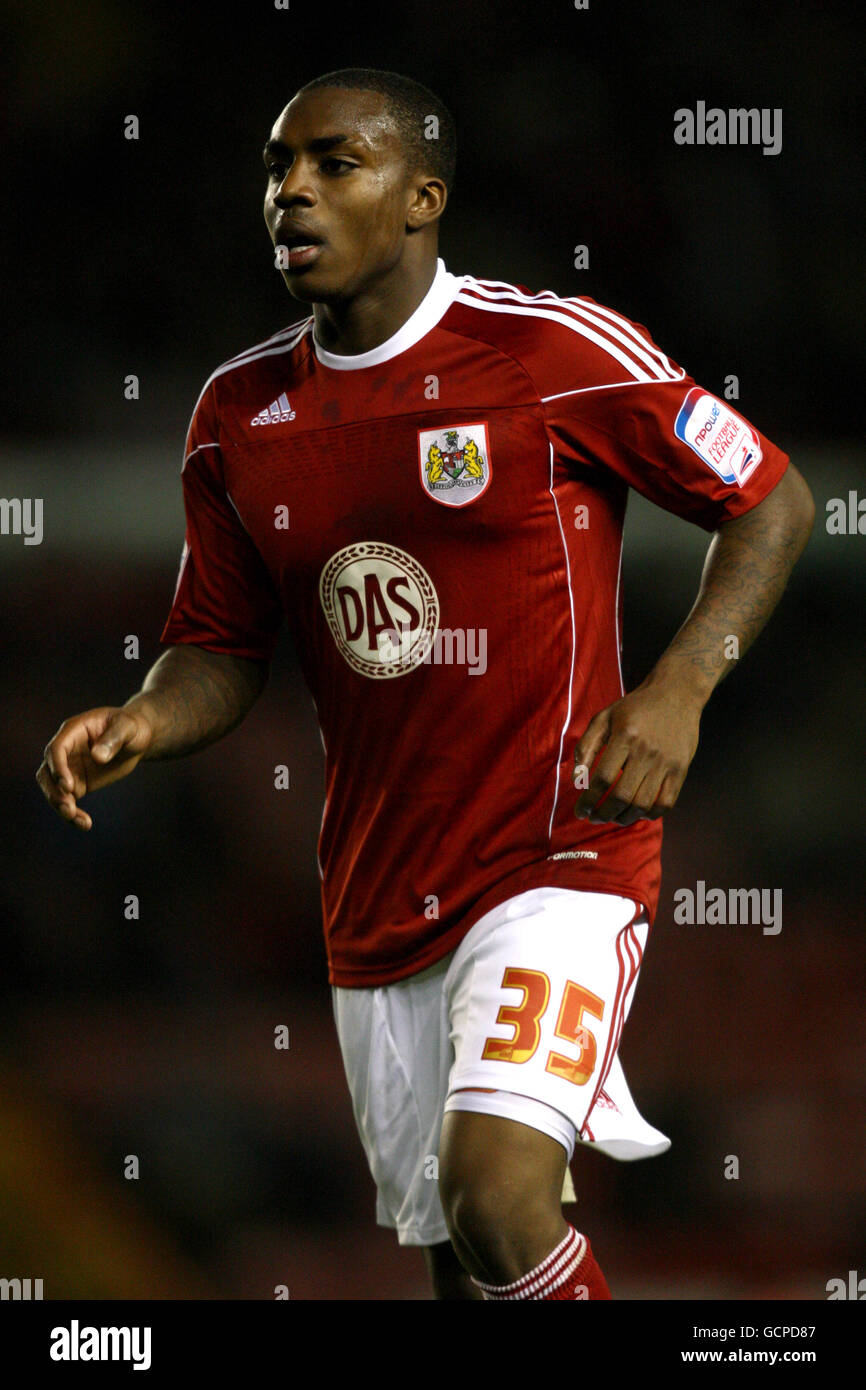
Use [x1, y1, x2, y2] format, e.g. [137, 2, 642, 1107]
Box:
[574, 462, 815, 825]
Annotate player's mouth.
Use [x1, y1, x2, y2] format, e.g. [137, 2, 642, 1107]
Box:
[276, 225, 325, 271]
[286, 242, 323, 269]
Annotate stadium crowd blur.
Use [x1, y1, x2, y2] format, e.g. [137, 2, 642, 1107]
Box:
[2, 0, 863, 1296]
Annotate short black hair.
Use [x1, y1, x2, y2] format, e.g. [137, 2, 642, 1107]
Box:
[296, 67, 457, 193]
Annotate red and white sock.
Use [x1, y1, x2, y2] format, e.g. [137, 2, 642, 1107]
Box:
[470, 1224, 612, 1300]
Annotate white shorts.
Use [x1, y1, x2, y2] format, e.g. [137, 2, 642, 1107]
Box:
[331, 887, 670, 1246]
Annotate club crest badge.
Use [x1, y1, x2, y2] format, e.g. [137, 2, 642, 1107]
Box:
[418, 421, 492, 507]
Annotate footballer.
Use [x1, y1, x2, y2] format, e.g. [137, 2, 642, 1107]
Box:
[37, 69, 814, 1300]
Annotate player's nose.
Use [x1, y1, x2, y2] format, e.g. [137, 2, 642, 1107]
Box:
[272, 164, 316, 207]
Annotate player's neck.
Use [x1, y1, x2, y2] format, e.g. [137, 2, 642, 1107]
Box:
[312, 254, 439, 357]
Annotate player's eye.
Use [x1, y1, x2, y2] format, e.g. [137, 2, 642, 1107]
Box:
[320, 157, 355, 174]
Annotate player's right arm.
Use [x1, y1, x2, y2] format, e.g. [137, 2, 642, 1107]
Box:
[36, 644, 268, 831]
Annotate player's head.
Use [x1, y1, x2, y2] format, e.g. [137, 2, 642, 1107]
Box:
[263, 68, 455, 303]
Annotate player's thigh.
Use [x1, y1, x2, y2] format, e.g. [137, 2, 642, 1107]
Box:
[438, 1105, 567, 1219]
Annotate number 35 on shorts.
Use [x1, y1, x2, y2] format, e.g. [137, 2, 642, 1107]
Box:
[481, 968, 603, 1086]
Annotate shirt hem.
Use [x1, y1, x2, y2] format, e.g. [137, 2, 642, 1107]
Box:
[327, 865, 656, 987]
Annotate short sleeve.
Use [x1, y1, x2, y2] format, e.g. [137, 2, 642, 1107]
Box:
[160, 381, 283, 660]
[544, 356, 790, 531]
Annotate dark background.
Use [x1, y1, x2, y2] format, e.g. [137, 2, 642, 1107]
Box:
[1, 0, 863, 1298]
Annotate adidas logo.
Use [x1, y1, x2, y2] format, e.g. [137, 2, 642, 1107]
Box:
[251, 392, 296, 426]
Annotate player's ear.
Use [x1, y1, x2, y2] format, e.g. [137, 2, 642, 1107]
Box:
[406, 175, 447, 230]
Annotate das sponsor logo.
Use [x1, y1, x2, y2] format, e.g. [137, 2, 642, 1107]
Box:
[674, 387, 762, 485]
[319, 541, 439, 679]
[418, 422, 492, 506]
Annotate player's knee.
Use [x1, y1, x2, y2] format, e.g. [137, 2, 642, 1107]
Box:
[437, 1110, 569, 1280]
[440, 1177, 519, 1275]
[422, 1241, 483, 1301]
[439, 1163, 552, 1278]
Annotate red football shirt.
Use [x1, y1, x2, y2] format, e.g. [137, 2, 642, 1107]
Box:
[160, 259, 790, 985]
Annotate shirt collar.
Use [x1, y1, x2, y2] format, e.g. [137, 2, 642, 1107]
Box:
[312, 258, 461, 370]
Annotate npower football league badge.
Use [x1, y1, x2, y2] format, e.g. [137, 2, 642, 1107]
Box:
[674, 387, 762, 486]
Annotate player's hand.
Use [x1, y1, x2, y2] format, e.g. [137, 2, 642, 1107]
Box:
[573, 683, 701, 826]
[36, 706, 155, 830]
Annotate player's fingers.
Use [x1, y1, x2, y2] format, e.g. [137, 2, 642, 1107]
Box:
[649, 767, 686, 817]
[587, 758, 658, 826]
[575, 739, 629, 819]
[43, 730, 76, 793]
[63, 744, 92, 798]
[614, 764, 684, 826]
[35, 764, 92, 829]
[44, 710, 117, 789]
[613, 762, 669, 826]
[573, 713, 610, 790]
[36, 760, 71, 809]
[579, 767, 634, 823]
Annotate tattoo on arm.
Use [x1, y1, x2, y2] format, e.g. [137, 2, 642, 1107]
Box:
[648, 469, 814, 703]
[126, 646, 268, 760]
